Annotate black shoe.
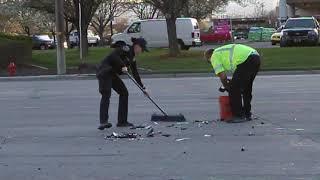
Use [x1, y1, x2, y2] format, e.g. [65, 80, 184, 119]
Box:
[246, 116, 253, 121]
[117, 122, 134, 127]
[245, 113, 253, 121]
[245, 113, 258, 121]
[227, 117, 247, 123]
[97, 123, 112, 130]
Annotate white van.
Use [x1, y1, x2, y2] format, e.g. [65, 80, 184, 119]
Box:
[69, 30, 100, 47]
[111, 18, 202, 50]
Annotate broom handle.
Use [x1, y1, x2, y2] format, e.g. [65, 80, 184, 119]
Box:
[125, 72, 168, 116]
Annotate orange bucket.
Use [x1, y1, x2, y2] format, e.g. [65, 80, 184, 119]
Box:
[219, 96, 233, 121]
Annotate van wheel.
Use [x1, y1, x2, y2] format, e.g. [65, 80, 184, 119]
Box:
[177, 40, 187, 50]
[280, 40, 287, 47]
[40, 44, 47, 50]
[183, 46, 190, 50]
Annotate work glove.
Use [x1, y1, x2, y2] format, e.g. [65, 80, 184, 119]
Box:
[121, 66, 128, 73]
[219, 79, 231, 93]
[142, 86, 149, 96]
[219, 86, 227, 93]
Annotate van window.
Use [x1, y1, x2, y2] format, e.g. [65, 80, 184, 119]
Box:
[194, 22, 199, 30]
[87, 30, 94, 36]
[71, 32, 78, 36]
[128, 22, 141, 33]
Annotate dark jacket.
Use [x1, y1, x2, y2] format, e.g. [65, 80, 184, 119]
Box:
[96, 46, 144, 87]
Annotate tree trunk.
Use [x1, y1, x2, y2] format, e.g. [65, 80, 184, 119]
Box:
[81, 28, 88, 61]
[110, 20, 113, 36]
[98, 21, 104, 46]
[65, 21, 71, 48]
[24, 26, 30, 36]
[165, 17, 179, 57]
[98, 30, 104, 46]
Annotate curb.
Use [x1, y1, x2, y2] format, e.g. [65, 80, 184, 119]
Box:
[0, 70, 320, 82]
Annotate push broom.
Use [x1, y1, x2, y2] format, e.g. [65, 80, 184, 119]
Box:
[126, 72, 186, 122]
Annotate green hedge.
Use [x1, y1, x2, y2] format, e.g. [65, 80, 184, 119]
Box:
[0, 33, 31, 42]
[0, 34, 32, 66]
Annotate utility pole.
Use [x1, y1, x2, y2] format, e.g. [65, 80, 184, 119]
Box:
[79, 0, 83, 62]
[55, 0, 66, 74]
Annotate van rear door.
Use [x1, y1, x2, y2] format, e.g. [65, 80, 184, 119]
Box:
[191, 19, 201, 43]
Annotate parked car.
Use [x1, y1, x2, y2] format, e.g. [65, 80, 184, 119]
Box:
[32, 35, 55, 50]
[69, 30, 100, 48]
[111, 18, 202, 50]
[280, 17, 320, 47]
[201, 26, 232, 43]
[234, 29, 248, 40]
[271, 26, 283, 45]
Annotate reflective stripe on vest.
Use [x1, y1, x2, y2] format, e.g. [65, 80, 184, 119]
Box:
[214, 44, 236, 71]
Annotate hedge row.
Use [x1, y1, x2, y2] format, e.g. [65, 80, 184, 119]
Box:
[0, 34, 32, 66]
[0, 33, 31, 42]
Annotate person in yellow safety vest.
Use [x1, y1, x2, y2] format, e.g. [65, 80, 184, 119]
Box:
[204, 44, 261, 123]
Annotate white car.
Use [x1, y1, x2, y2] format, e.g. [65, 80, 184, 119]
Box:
[111, 18, 202, 50]
[69, 30, 100, 47]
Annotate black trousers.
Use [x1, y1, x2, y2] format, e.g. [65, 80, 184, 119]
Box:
[99, 74, 128, 124]
[229, 54, 261, 118]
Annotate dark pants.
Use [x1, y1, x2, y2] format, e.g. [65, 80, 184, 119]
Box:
[229, 54, 261, 118]
[99, 74, 128, 124]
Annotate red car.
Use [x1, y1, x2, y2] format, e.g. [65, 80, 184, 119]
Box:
[200, 27, 232, 43]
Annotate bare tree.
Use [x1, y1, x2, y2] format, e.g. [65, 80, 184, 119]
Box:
[183, 0, 228, 21]
[27, 0, 55, 14]
[250, 0, 265, 17]
[0, 2, 16, 33]
[127, 1, 161, 19]
[0, 1, 54, 36]
[24, 0, 76, 47]
[91, 0, 126, 45]
[145, 0, 187, 57]
[184, 0, 250, 21]
[53, 0, 103, 60]
[27, 0, 104, 59]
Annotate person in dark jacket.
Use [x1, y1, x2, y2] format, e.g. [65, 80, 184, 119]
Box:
[96, 38, 148, 130]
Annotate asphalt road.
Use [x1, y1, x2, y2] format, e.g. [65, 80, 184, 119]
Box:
[0, 75, 320, 180]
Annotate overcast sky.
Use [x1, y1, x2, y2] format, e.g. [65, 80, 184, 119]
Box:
[225, 0, 279, 17]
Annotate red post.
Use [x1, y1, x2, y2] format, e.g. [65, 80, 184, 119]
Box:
[219, 96, 233, 121]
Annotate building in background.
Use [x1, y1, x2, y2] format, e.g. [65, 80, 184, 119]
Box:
[279, 0, 320, 23]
